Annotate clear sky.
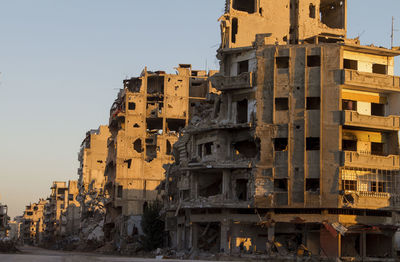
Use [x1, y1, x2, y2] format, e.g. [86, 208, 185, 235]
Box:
[0, 0, 399, 218]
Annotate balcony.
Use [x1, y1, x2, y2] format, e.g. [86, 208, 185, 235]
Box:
[343, 151, 400, 169]
[210, 72, 253, 91]
[342, 69, 400, 92]
[343, 110, 400, 131]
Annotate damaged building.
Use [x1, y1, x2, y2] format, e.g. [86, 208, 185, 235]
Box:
[0, 203, 9, 238]
[165, 0, 400, 260]
[22, 199, 47, 245]
[78, 126, 110, 214]
[42, 181, 79, 246]
[104, 65, 217, 246]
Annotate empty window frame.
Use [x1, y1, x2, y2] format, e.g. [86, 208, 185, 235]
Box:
[117, 185, 123, 198]
[237, 60, 249, 75]
[341, 168, 395, 194]
[128, 102, 136, 111]
[342, 140, 357, 151]
[231, 18, 238, 43]
[371, 103, 385, 116]
[306, 178, 320, 192]
[372, 64, 387, 75]
[342, 99, 357, 111]
[68, 194, 74, 201]
[166, 140, 172, 155]
[276, 57, 289, 69]
[371, 142, 384, 156]
[274, 178, 288, 192]
[275, 97, 289, 111]
[307, 55, 321, 67]
[133, 139, 143, 153]
[306, 97, 320, 110]
[147, 76, 164, 94]
[306, 137, 320, 151]
[236, 99, 248, 123]
[146, 118, 163, 131]
[204, 142, 213, 155]
[344, 59, 358, 70]
[309, 4, 316, 18]
[236, 179, 248, 201]
[274, 138, 288, 151]
[232, 0, 256, 13]
[167, 119, 186, 132]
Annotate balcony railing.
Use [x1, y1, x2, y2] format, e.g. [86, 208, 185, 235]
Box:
[210, 72, 253, 91]
[342, 69, 400, 92]
[343, 151, 400, 169]
[343, 110, 400, 131]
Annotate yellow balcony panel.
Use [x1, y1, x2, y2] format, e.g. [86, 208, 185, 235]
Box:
[343, 151, 400, 169]
[210, 72, 253, 91]
[343, 110, 400, 131]
[342, 69, 400, 92]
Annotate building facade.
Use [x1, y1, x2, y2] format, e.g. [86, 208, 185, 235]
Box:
[165, 0, 400, 259]
[22, 199, 47, 245]
[0, 203, 9, 238]
[104, 65, 216, 242]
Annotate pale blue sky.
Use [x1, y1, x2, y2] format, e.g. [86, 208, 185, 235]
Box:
[0, 0, 399, 218]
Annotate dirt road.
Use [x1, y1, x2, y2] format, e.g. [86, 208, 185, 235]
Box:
[0, 245, 218, 262]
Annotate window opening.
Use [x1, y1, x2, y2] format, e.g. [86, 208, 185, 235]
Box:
[306, 97, 320, 110]
[236, 179, 248, 201]
[372, 64, 387, 75]
[166, 119, 186, 132]
[306, 137, 320, 151]
[232, 0, 256, 13]
[117, 185, 123, 198]
[231, 18, 238, 43]
[236, 99, 248, 123]
[275, 97, 289, 111]
[133, 139, 143, 153]
[342, 99, 357, 111]
[238, 60, 249, 75]
[344, 59, 358, 70]
[276, 57, 289, 69]
[306, 179, 320, 192]
[166, 140, 172, 155]
[307, 55, 321, 67]
[274, 179, 288, 192]
[274, 138, 288, 151]
[342, 140, 357, 151]
[371, 103, 385, 116]
[309, 4, 316, 18]
[128, 102, 136, 111]
[146, 118, 163, 131]
[204, 142, 213, 155]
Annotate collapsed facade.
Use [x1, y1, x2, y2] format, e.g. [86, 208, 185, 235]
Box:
[165, 0, 400, 260]
[104, 65, 216, 245]
[0, 203, 9, 238]
[22, 199, 47, 245]
[43, 181, 79, 245]
[78, 126, 110, 215]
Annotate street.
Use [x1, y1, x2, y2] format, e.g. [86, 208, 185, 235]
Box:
[0, 246, 216, 262]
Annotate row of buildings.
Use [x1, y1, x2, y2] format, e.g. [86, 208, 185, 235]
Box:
[15, 0, 400, 260]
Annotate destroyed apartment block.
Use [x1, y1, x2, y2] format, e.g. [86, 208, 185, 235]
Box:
[0, 203, 9, 238]
[103, 64, 217, 247]
[76, 126, 111, 246]
[165, 0, 400, 260]
[42, 181, 80, 247]
[22, 199, 47, 245]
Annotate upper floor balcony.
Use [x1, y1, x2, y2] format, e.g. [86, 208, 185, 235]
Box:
[210, 72, 253, 91]
[343, 110, 400, 131]
[343, 151, 400, 170]
[342, 69, 400, 92]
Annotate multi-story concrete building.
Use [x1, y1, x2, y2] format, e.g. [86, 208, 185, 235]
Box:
[43, 181, 68, 244]
[78, 126, 110, 215]
[0, 203, 9, 238]
[61, 181, 80, 238]
[104, 64, 216, 242]
[22, 199, 46, 245]
[165, 0, 400, 260]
